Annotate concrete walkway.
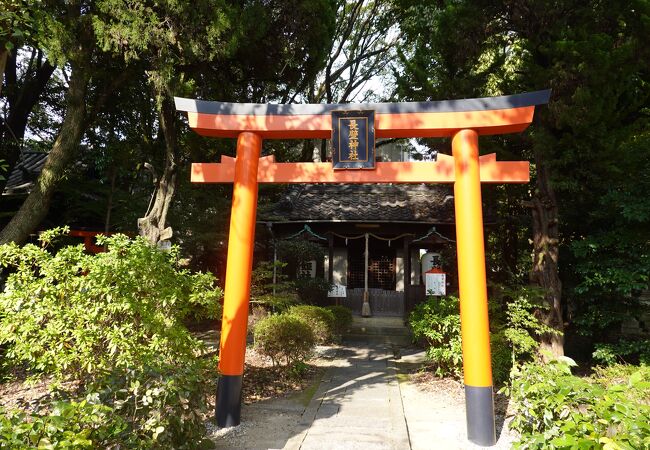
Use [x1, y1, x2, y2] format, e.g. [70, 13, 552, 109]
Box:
[285, 344, 409, 450]
[210, 341, 516, 449]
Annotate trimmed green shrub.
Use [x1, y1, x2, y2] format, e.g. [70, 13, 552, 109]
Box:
[0, 232, 221, 381]
[409, 295, 463, 377]
[288, 305, 336, 344]
[507, 358, 650, 449]
[326, 305, 354, 335]
[253, 314, 315, 366]
[294, 277, 332, 304]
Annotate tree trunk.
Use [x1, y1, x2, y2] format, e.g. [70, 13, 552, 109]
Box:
[529, 159, 564, 357]
[0, 49, 7, 96]
[0, 62, 90, 245]
[502, 192, 519, 279]
[104, 165, 117, 233]
[137, 95, 178, 246]
[0, 53, 55, 192]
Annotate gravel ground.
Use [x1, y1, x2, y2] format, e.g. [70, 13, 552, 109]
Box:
[399, 373, 518, 449]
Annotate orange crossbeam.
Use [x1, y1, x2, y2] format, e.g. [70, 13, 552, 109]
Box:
[190, 153, 529, 184]
[187, 107, 535, 139]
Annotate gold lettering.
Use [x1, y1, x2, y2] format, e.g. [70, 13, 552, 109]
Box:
[347, 119, 360, 160]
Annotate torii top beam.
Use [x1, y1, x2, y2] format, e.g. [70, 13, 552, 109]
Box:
[174, 90, 550, 184]
[174, 90, 550, 139]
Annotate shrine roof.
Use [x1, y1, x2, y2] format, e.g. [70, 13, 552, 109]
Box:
[260, 184, 457, 224]
[2, 151, 48, 196]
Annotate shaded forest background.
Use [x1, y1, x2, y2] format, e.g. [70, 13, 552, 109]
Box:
[1, 0, 649, 359]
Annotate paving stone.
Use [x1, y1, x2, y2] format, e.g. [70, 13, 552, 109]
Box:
[296, 344, 410, 450]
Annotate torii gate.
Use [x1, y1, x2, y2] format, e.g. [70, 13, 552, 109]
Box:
[175, 90, 550, 447]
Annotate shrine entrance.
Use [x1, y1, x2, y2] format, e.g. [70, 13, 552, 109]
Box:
[175, 90, 550, 447]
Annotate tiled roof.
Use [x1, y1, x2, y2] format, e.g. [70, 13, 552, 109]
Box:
[3, 152, 48, 195]
[262, 184, 456, 224]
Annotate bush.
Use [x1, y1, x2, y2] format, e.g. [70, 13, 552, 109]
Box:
[252, 293, 300, 313]
[409, 295, 463, 378]
[276, 240, 325, 270]
[490, 284, 560, 362]
[0, 233, 221, 381]
[288, 305, 336, 344]
[0, 359, 215, 449]
[490, 332, 512, 385]
[90, 359, 215, 449]
[593, 339, 650, 366]
[326, 305, 353, 335]
[0, 232, 219, 448]
[409, 287, 557, 381]
[0, 401, 123, 449]
[490, 283, 562, 383]
[294, 277, 332, 304]
[499, 285, 559, 362]
[250, 261, 299, 313]
[253, 314, 315, 366]
[507, 358, 650, 449]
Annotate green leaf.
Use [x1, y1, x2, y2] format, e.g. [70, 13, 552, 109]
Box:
[556, 356, 578, 367]
[628, 370, 644, 386]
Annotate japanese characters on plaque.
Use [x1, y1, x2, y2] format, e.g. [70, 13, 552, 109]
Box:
[331, 110, 376, 169]
[327, 284, 347, 298]
[425, 272, 447, 296]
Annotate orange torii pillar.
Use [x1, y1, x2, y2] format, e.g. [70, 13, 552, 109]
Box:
[175, 90, 550, 446]
[214, 132, 262, 427]
[452, 129, 494, 443]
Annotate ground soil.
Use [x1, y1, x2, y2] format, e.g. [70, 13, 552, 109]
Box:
[236, 347, 327, 405]
[402, 370, 518, 449]
[0, 372, 81, 414]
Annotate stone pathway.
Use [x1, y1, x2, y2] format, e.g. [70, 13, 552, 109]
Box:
[210, 341, 517, 449]
[286, 345, 409, 450]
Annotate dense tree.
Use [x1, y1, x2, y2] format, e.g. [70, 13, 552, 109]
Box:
[395, 0, 650, 355]
[289, 0, 397, 161]
[1, 0, 337, 245]
[0, 1, 98, 244]
[3, 0, 647, 361]
[0, 1, 55, 189]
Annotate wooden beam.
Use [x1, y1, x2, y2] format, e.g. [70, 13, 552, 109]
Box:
[176, 90, 551, 139]
[190, 153, 529, 184]
[186, 107, 535, 139]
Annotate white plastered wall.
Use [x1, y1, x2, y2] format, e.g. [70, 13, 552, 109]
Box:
[411, 251, 421, 285]
[395, 249, 404, 292]
[324, 248, 348, 285]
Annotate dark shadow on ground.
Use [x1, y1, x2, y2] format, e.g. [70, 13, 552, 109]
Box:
[209, 341, 402, 449]
[494, 388, 510, 440]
